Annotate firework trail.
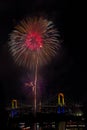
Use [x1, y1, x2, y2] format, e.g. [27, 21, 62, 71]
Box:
[8, 17, 60, 70]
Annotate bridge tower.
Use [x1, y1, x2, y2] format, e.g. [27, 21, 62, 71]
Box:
[57, 93, 65, 113]
[11, 99, 18, 118]
[12, 99, 18, 109]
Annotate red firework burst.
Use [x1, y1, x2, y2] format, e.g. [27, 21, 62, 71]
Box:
[25, 32, 43, 51]
[8, 17, 60, 69]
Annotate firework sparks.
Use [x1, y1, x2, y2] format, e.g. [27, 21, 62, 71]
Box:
[8, 17, 60, 70]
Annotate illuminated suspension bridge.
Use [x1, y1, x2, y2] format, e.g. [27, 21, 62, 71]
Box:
[6, 93, 86, 130]
[7, 93, 84, 116]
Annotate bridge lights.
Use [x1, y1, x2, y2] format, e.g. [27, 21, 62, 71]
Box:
[57, 93, 65, 114]
[12, 99, 17, 109]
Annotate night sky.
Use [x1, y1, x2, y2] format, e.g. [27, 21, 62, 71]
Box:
[0, 0, 86, 106]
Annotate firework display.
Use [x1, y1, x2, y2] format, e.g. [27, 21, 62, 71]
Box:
[8, 17, 60, 70]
